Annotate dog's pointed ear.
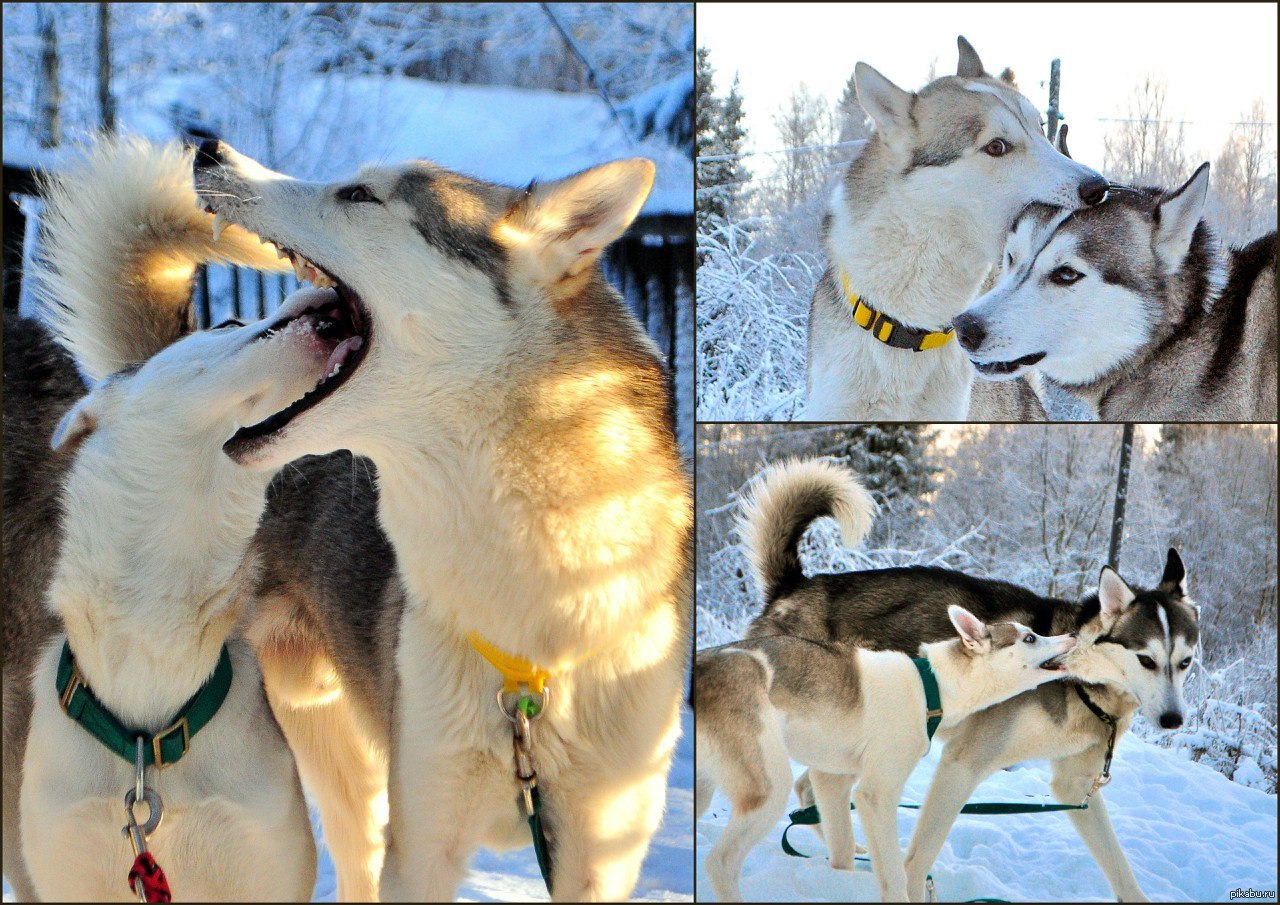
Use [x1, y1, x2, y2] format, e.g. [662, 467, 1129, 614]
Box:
[497, 158, 654, 284]
[956, 36, 988, 79]
[51, 393, 99, 454]
[1098, 566, 1137, 626]
[855, 63, 914, 142]
[1154, 162, 1210, 272]
[949, 605, 991, 654]
[1056, 123, 1071, 158]
[1158, 548, 1188, 598]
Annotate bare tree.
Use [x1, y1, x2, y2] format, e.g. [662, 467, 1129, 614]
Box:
[770, 83, 839, 210]
[1102, 74, 1188, 187]
[1210, 98, 1278, 245]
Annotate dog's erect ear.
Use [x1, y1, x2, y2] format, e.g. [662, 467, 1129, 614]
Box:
[1056, 123, 1071, 158]
[51, 394, 99, 454]
[949, 605, 991, 654]
[855, 63, 914, 142]
[956, 36, 988, 79]
[498, 158, 654, 284]
[1154, 162, 1210, 272]
[1098, 566, 1137, 625]
[1158, 548, 1188, 598]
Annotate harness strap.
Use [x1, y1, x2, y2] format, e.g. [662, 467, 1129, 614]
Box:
[56, 641, 232, 768]
[911, 657, 943, 740]
[840, 271, 955, 352]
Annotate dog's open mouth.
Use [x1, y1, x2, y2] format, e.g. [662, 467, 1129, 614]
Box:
[211, 221, 371, 457]
[1038, 653, 1068, 672]
[972, 351, 1046, 377]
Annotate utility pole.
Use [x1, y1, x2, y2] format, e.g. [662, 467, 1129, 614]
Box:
[98, 2, 115, 133]
[1107, 423, 1135, 570]
[1046, 57, 1061, 144]
[37, 6, 62, 148]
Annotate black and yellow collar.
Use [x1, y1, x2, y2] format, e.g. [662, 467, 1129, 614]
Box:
[840, 271, 955, 352]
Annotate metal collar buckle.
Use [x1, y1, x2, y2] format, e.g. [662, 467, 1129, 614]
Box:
[151, 717, 190, 768]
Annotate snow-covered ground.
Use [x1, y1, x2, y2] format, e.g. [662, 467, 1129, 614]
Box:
[696, 730, 1277, 902]
[4, 708, 692, 903]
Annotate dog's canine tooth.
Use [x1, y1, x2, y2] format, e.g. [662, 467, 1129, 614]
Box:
[276, 247, 288, 260]
[211, 211, 228, 243]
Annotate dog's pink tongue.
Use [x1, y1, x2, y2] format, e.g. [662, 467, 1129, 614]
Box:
[324, 335, 364, 379]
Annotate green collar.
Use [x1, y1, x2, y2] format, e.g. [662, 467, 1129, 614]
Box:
[911, 656, 944, 740]
[56, 640, 233, 768]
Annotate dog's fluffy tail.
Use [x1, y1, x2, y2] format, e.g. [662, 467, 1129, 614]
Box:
[737, 458, 877, 604]
[31, 136, 290, 382]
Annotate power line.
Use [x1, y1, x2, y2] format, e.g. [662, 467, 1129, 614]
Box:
[697, 139, 867, 164]
[539, 3, 636, 150]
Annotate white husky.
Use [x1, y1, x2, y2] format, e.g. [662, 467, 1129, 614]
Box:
[694, 608, 1077, 902]
[12, 140, 353, 900]
[192, 138, 692, 901]
[802, 37, 1107, 421]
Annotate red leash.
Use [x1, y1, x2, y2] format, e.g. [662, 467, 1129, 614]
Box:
[127, 852, 172, 903]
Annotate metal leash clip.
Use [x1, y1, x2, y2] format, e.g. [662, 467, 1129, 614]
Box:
[123, 738, 164, 901]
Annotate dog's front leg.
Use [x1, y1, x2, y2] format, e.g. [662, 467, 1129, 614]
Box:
[808, 770, 858, 870]
[1050, 751, 1149, 902]
[902, 753, 986, 902]
[379, 740, 512, 902]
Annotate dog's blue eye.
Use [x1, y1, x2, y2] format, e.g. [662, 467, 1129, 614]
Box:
[338, 186, 379, 204]
[1023, 633, 1035, 644]
[1050, 266, 1083, 285]
[1006, 252, 1014, 268]
[984, 138, 1010, 157]
[1179, 657, 1192, 670]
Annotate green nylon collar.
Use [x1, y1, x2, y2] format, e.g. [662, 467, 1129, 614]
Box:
[56, 640, 233, 768]
[911, 656, 943, 739]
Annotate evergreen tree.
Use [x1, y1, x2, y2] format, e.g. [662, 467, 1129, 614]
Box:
[824, 424, 939, 503]
[835, 70, 870, 144]
[696, 46, 750, 238]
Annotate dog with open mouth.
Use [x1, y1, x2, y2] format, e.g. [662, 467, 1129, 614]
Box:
[187, 138, 693, 902]
[2, 138, 379, 901]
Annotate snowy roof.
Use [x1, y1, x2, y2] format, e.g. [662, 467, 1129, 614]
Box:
[4, 75, 692, 216]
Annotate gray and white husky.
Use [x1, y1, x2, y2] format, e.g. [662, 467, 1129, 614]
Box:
[695, 607, 1076, 902]
[739, 459, 1199, 901]
[955, 163, 1278, 420]
[802, 37, 1107, 421]
[4, 139, 335, 900]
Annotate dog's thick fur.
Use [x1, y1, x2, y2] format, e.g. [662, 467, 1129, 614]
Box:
[957, 163, 1278, 420]
[695, 609, 1076, 902]
[801, 37, 1105, 421]
[738, 459, 1200, 901]
[185, 141, 695, 901]
[4, 139, 341, 900]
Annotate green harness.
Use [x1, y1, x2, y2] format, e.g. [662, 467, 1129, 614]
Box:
[56, 640, 233, 767]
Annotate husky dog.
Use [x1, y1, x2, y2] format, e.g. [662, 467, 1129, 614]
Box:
[955, 163, 1278, 420]
[801, 37, 1107, 421]
[695, 607, 1077, 902]
[3, 140, 355, 899]
[190, 140, 692, 900]
[740, 459, 1199, 902]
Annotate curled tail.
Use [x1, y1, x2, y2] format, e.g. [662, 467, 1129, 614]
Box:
[30, 136, 290, 382]
[737, 458, 877, 604]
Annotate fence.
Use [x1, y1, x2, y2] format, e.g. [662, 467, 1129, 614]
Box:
[2, 166, 693, 447]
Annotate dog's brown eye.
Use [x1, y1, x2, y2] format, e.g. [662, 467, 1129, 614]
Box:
[984, 138, 1010, 157]
[338, 186, 379, 204]
[1050, 266, 1084, 285]
[1137, 655, 1158, 670]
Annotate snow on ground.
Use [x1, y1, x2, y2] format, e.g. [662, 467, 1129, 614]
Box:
[696, 731, 1277, 902]
[3, 707, 691, 903]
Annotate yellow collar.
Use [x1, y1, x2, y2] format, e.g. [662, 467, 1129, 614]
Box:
[466, 632, 600, 694]
[840, 271, 955, 352]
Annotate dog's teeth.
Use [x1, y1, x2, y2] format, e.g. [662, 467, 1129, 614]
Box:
[276, 247, 288, 260]
[211, 211, 228, 242]
[292, 258, 308, 281]
[312, 272, 336, 289]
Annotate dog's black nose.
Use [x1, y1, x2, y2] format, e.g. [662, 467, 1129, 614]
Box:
[194, 139, 226, 171]
[952, 312, 986, 352]
[1078, 174, 1108, 205]
[1158, 712, 1183, 730]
